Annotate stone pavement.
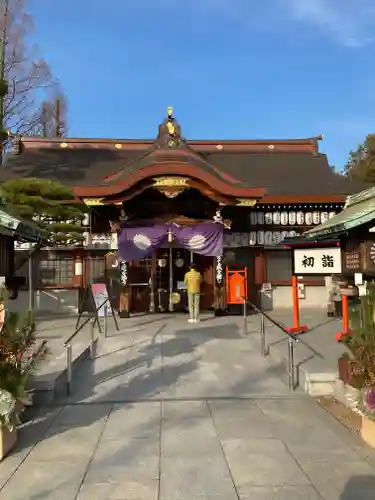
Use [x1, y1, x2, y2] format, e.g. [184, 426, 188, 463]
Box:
[1, 314, 375, 499]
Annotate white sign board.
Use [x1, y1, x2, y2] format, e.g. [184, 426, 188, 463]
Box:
[293, 247, 342, 275]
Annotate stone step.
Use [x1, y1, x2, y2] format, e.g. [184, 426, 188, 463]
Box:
[299, 370, 338, 396]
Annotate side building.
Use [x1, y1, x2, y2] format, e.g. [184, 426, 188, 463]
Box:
[0, 110, 367, 314]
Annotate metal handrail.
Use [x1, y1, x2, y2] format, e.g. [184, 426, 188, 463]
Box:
[64, 298, 110, 395]
[242, 297, 299, 390]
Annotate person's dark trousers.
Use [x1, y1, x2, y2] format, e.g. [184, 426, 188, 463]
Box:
[334, 300, 342, 318]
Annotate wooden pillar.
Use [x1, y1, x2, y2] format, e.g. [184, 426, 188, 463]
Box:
[286, 275, 308, 334]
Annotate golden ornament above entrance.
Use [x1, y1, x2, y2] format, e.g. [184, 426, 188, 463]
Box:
[152, 176, 189, 199]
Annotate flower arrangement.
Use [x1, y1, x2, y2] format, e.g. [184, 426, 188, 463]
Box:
[0, 285, 47, 430]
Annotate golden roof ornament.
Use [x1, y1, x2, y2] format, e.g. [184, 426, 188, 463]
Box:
[157, 106, 182, 148]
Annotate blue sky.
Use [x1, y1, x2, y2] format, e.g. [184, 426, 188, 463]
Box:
[28, 0, 375, 171]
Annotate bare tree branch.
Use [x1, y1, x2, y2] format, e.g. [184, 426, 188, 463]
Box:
[0, 0, 67, 141]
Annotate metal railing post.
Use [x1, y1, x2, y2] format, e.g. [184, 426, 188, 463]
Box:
[243, 299, 248, 335]
[104, 305, 108, 339]
[89, 317, 95, 360]
[260, 313, 266, 357]
[288, 338, 295, 390]
[66, 344, 72, 395]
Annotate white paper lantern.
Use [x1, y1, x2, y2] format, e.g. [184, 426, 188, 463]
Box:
[265, 231, 273, 245]
[249, 231, 257, 245]
[257, 212, 265, 225]
[273, 212, 281, 225]
[241, 233, 249, 246]
[312, 212, 320, 224]
[289, 230, 297, 236]
[250, 212, 257, 225]
[280, 212, 288, 225]
[321, 212, 328, 223]
[296, 212, 304, 225]
[257, 231, 265, 245]
[281, 231, 289, 241]
[288, 212, 296, 225]
[329, 211, 336, 219]
[305, 212, 313, 225]
[272, 232, 282, 244]
[265, 212, 273, 225]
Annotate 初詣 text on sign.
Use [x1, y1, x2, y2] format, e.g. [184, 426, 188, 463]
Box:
[293, 247, 342, 275]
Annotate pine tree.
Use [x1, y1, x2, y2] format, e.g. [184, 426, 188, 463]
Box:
[1, 178, 86, 245]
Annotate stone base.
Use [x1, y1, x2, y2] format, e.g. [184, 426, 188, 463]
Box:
[361, 415, 375, 449]
[0, 426, 17, 461]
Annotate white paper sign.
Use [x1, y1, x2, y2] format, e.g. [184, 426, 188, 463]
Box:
[354, 273, 363, 285]
[293, 247, 342, 275]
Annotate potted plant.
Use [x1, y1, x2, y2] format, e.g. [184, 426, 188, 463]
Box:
[0, 286, 47, 460]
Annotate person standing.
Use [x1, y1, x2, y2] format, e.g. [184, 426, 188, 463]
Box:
[184, 263, 202, 323]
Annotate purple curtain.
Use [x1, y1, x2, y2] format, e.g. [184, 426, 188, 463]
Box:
[118, 224, 168, 261]
[118, 222, 223, 261]
[172, 223, 223, 257]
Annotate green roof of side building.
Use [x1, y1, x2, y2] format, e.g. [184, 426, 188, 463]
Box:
[304, 186, 375, 239]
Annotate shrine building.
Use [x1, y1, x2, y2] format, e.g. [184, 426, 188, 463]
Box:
[0, 108, 367, 315]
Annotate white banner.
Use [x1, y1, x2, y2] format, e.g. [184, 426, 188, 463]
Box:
[293, 247, 342, 275]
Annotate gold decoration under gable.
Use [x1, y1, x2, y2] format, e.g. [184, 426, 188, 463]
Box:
[153, 177, 189, 199]
[82, 198, 105, 206]
[236, 198, 258, 207]
[153, 177, 188, 187]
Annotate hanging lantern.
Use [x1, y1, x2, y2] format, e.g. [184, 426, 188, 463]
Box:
[265, 231, 273, 245]
[249, 212, 257, 225]
[257, 231, 265, 245]
[273, 212, 281, 225]
[296, 212, 304, 225]
[312, 212, 320, 224]
[281, 231, 289, 241]
[305, 212, 313, 225]
[249, 231, 257, 246]
[329, 211, 336, 219]
[280, 212, 288, 225]
[272, 232, 282, 244]
[265, 212, 273, 224]
[288, 212, 296, 225]
[321, 212, 329, 223]
[257, 212, 265, 225]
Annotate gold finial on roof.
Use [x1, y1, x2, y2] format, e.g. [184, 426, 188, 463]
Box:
[167, 106, 173, 118]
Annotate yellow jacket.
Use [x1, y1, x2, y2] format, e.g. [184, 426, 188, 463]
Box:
[184, 269, 202, 293]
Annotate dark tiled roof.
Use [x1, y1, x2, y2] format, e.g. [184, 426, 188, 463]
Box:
[0, 147, 369, 197]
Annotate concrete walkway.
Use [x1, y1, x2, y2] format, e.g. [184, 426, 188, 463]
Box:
[1, 314, 375, 499]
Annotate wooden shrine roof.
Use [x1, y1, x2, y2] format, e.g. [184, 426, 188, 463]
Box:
[0, 110, 370, 203]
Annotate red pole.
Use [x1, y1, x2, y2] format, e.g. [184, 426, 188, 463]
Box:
[292, 275, 299, 330]
[286, 275, 308, 334]
[342, 294, 349, 335]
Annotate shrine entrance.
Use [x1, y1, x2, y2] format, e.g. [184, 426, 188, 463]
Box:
[128, 247, 214, 314]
